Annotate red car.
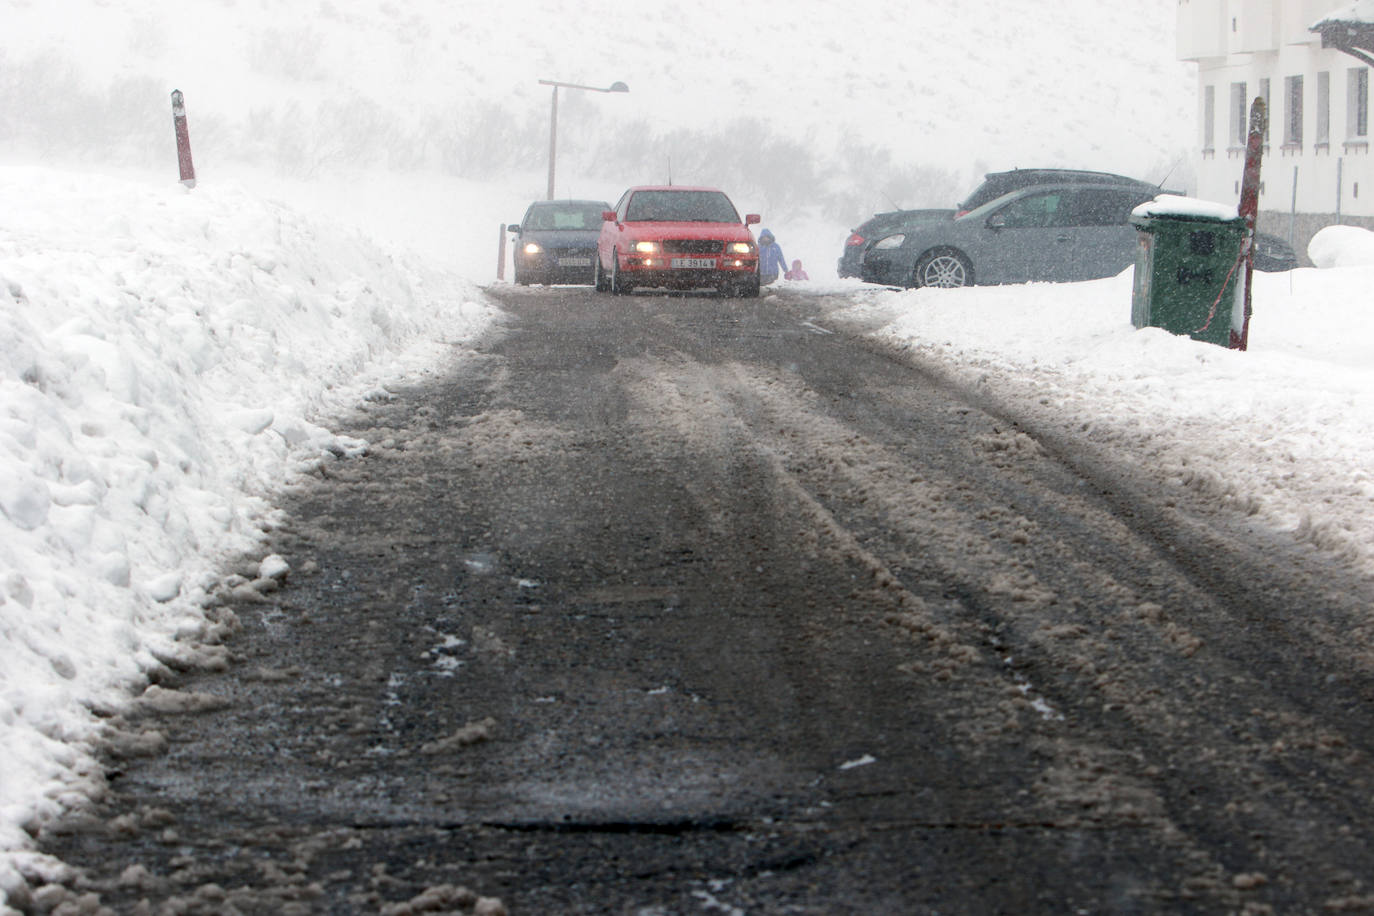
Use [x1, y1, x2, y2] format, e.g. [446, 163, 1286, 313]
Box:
[595, 186, 762, 297]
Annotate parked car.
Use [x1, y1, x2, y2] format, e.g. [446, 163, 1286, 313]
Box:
[837, 208, 954, 278]
[861, 182, 1161, 288]
[955, 168, 1172, 217]
[839, 172, 1185, 282]
[1250, 231, 1300, 271]
[954, 167, 1298, 272]
[508, 199, 610, 285]
[595, 186, 761, 297]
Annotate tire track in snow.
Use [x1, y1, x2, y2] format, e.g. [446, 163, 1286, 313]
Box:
[617, 337, 1374, 908]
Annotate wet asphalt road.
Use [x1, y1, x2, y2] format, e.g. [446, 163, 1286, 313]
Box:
[34, 286, 1374, 914]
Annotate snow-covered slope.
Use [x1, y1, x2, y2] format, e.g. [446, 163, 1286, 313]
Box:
[1, 0, 1195, 260]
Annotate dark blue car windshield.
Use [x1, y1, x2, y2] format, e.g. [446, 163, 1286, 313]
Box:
[526, 205, 605, 231]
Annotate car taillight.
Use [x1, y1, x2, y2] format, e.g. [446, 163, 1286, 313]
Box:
[954, 210, 970, 218]
[845, 232, 866, 247]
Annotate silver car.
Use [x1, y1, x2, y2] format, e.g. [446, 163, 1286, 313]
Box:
[860, 183, 1158, 288]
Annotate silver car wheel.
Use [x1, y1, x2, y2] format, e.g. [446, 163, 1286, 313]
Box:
[917, 252, 970, 288]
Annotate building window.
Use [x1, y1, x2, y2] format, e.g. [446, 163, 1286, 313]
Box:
[1317, 71, 1330, 149]
[1350, 67, 1369, 140]
[1284, 75, 1303, 150]
[1229, 81, 1248, 150]
[1203, 84, 1216, 156]
[1259, 77, 1271, 143]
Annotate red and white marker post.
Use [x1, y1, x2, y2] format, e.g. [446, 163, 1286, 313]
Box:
[171, 90, 196, 189]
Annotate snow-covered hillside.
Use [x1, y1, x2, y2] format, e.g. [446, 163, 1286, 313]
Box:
[1, 1, 1194, 270]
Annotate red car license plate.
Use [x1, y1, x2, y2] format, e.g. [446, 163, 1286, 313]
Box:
[671, 257, 715, 269]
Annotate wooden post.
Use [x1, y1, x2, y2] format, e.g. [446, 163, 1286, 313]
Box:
[1234, 96, 1266, 351]
[497, 224, 507, 281]
[546, 85, 559, 201]
[1288, 165, 1298, 251]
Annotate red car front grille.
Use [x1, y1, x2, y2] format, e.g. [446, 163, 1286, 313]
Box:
[662, 239, 724, 254]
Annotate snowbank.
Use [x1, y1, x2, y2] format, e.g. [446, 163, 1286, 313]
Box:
[824, 267, 1374, 574]
[0, 166, 498, 900]
[1308, 224, 1374, 268]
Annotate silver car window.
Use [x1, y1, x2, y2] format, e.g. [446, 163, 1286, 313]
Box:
[996, 191, 1069, 229]
[1062, 189, 1147, 227]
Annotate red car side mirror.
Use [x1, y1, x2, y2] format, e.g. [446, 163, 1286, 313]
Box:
[745, 213, 761, 225]
[602, 210, 617, 222]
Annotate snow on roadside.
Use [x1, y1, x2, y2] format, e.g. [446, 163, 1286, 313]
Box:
[1308, 224, 1374, 268]
[817, 266, 1374, 575]
[0, 165, 498, 901]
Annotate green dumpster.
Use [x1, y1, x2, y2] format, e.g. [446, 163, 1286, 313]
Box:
[1130, 196, 1248, 347]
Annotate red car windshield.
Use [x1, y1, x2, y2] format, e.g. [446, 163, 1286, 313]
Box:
[625, 190, 740, 223]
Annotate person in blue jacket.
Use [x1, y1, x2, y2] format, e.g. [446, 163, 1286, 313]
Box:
[757, 228, 787, 285]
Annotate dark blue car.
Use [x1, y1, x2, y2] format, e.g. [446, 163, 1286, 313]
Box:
[508, 199, 610, 286]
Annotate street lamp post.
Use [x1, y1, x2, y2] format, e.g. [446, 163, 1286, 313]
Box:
[539, 78, 629, 200]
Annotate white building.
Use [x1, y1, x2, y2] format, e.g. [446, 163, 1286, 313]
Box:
[1178, 0, 1374, 260]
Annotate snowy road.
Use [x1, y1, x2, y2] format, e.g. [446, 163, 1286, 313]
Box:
[36, 288, 1374, 913]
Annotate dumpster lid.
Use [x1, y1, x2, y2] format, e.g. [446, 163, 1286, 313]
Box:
[1131, 194, 1242, 223]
